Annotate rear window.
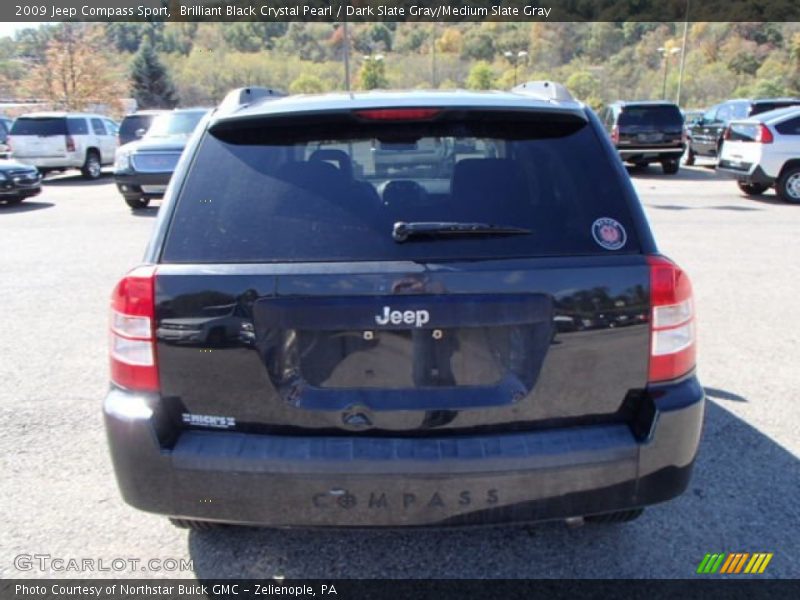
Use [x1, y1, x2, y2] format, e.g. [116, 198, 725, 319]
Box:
[618, 105, 683, 127]
[162, 110, 640, 263]
[727, 123, 760, 142]
[119, 115, 155, 138]
[749, 101, 800, 116]
[11, 117, 67, 136]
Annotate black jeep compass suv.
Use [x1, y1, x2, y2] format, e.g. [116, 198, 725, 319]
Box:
[105, 83, 704, 529]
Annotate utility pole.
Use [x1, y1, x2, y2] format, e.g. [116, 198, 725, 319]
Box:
[658, 47, 681, 100]
[343, 20, 351, 92]
[676, 0, 691, 106]
[431, 24, 437, 88]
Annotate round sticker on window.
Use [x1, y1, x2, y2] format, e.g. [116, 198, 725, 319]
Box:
[592, 218, 627, 250]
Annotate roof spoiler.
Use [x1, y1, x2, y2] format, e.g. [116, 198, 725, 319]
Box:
[512, 81, 575, 103]
[217, 87, 285, 113]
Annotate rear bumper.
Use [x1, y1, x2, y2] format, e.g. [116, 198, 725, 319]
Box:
[104, 377, 705, 527]
[617, 147, 684, 162]
[12, 156, 80, 169]
[717, 162, 773, 185]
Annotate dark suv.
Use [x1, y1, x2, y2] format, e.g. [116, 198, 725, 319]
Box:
[686, 98, 800, 164]
[114, 108, 209, 209]
[105, 84, 704, 530]
[601, 101, 685, 174]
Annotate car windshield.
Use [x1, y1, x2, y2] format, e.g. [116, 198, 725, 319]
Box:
[162, 109, 640, 263]
[146, 111, 206, 138]
[120, 115, 155, 138]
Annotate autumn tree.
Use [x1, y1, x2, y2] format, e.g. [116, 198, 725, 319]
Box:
[24, 24, 125, 111]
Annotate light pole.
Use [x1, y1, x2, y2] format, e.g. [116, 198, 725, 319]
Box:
[658, 47, 681, 100]
[503, 50, 528, 86]
[676, 0, 691, 106]
[342, 20, 351, 92]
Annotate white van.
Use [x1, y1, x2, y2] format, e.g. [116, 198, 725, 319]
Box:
[9, 112, 118, 179]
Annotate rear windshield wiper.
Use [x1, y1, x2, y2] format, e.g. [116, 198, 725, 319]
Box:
[392, 221, 531, 243]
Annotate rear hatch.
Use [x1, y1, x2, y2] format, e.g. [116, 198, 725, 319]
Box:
[617, 104, 683, 148]
[154, 106, 653, 436]
[718, 121, 766, 172]
[9, 116, 76, 159]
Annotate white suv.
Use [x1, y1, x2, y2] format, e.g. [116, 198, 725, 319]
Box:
[718, 107, 800, 203]
[8, 112, 118, 179]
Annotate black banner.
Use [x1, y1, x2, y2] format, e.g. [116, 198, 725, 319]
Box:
[3, 0, 800, 23]
[3, 580, 800, 600]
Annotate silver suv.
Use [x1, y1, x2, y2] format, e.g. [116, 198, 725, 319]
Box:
[718, 107, 800, 203]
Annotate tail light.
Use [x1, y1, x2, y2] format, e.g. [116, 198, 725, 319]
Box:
[109, 266, 159, 392]
[65, 135, 76, 152]
[647, 256, 696, 383]
[354, 108, 441, 121]
[611, 125, 619, 144]
[723, 126, 732, 140]
[756, 123, 773, 144]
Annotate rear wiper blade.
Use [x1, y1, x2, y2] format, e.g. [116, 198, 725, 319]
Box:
[392, 221, 531, 243]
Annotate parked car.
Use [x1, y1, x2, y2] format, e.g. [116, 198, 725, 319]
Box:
[0, 159, 41, 205]
[372, 137, 456, 177]
[685, 98, 800, 165]
[601, 101, 685, 174]
[717, 106, 800, 203]
[0, 116, 13, 159]
[104, 84, 703, 531]
[113, 108, 209, 209]
[8, 112, 118, 179]
[118, 110, 166, 146]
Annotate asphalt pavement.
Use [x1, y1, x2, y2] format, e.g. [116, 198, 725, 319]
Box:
[1, 165, 798, 579]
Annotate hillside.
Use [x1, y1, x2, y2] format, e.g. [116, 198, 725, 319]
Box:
[1, 21, 799, 113]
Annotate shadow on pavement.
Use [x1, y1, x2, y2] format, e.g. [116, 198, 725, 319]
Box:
[42, 171, 113, 187]
[704, 387, 747, 403]
[130, 206, 160, 218]
[647, 204, 761, 212]
[186, 399, 799, 578]
[628, 165, 726, 182]
[0, 201, 54, 213]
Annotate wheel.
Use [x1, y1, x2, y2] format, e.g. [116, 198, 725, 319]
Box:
[737, 181, 769, 196]
[585, 508, 644, 524]
[169, 518, 220, 531]
[683, 146, 695, 166]
[775, 166, 800, 204]
[81, 150, 102, 179]
[125, 196, 150, 209]
[662, 159, 680, 175]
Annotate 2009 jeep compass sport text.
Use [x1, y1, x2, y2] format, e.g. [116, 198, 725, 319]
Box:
[105, 83, 704, 529]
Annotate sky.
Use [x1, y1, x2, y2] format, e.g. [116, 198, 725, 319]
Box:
[0, 22, 42, 39]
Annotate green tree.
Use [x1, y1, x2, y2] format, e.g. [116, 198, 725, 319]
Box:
[359, 57, 388, 90]
[130, 40, 179, 109]
[466, 61, 495, 90]
[289, 73, 326, 94]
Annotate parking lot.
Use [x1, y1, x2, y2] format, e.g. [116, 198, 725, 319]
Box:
[1, 165, 798, 579]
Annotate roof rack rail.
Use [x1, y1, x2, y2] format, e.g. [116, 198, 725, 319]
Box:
[217, 87, 285, 113]
[512, 81, 575, 102]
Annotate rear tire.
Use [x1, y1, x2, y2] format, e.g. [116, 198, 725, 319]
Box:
[586, 508, 644, 524]
[169, 518, 220, 531]
[737, 181, 769, 196]
[81, 150, 102, 180]
[775, 166, 800, 204]
[125, 196, 150, 209]
[662, 159, 680, 175]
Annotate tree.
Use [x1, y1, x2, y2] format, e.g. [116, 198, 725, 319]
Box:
[289, 73, 326, 94]
[23, 24, 125, 111]
[466, 61, 495, 90]
[358, 58, 388, 90]
[130, 39, 179, 109]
